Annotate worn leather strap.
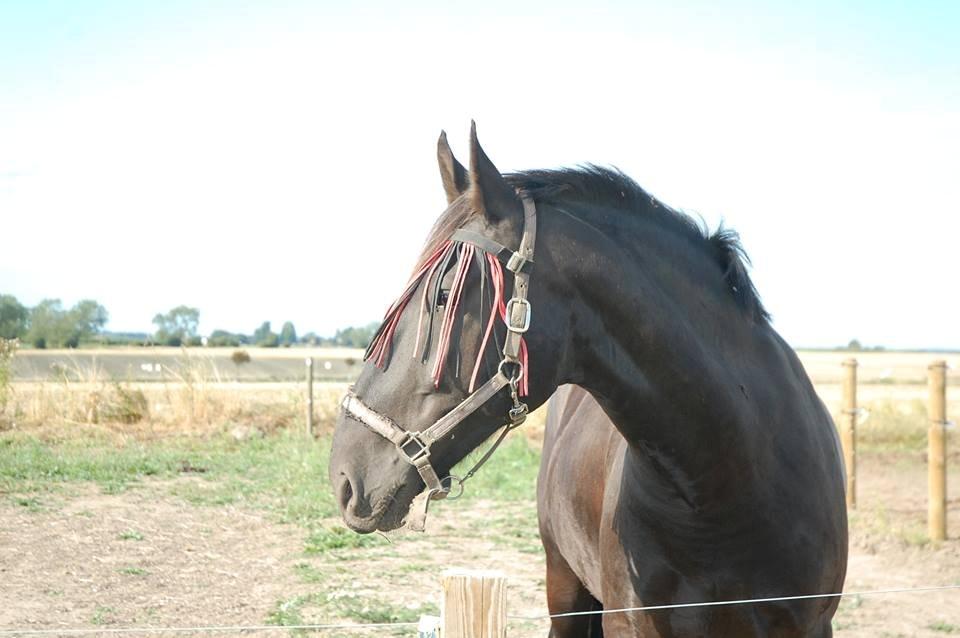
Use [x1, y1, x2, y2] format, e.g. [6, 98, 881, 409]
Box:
[503, 196, 537, 362]
[340, 393, 408, 447]
[450, 229, 534, 273]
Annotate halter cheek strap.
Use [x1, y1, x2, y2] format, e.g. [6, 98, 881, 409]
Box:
[340, 195, 537, 531]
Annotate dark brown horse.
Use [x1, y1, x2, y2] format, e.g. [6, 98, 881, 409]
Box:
[328, 125, 847, 636]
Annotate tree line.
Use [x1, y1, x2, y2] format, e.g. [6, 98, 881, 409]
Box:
[0, 294, 378, 349]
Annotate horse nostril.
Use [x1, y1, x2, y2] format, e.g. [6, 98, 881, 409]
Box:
[338, 474, 355, 512]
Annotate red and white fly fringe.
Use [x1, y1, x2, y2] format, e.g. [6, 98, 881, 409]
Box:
[365, 240, 529, 396]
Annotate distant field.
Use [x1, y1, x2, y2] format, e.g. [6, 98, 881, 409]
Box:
[796, 350, 960, 385]
[10, 346, 959, 384]
[10, 346, 367, 382]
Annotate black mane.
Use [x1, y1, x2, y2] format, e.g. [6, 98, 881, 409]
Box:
[506, 166, 770, 322]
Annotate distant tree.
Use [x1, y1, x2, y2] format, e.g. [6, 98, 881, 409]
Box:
[253, 321, 278, 347]
[70, 299, 108, 340]
[279, 321, 297, 347]
[299, 332, 320, 346]
[333, 322, 381, 348]
[152, 306, 200, 347]
[846, 339, 863, 352]
[208, 329, 245, 347]
[0, 295, 29, 339]
[26, 299, 70, 348]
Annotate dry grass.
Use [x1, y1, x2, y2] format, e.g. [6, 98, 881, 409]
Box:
[1, 351, 347, 440]
[1, 348, 954, 448]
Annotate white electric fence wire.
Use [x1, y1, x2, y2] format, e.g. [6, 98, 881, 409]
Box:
[0, 620, 418, 636]
[507, 584, 960, 621]
[1, 584, 958, 635]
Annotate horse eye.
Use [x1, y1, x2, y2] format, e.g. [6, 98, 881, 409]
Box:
[437, 290, 450, 307]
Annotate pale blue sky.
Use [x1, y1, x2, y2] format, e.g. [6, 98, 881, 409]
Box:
[1, 1, 958, 347]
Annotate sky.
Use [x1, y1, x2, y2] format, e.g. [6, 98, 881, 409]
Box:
[1, 0, 958, 348]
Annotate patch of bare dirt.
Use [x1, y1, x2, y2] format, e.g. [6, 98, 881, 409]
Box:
[0, 483, 310, 637]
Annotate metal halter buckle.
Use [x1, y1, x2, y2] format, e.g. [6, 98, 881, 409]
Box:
[398, 432, 430, 463]
[505, 297, 531, 333]
[509, 403, 529, 425]
[506, 251, 529, 273]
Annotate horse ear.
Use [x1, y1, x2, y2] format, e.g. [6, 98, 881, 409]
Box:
[437, 131, 468, 204]
[468, 121, 522, 221]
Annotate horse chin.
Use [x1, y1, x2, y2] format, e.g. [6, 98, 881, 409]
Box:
[380, 481, 422, 531]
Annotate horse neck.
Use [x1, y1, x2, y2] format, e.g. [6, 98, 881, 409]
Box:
[552, 203, 776, 483]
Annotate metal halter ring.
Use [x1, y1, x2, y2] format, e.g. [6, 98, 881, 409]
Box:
[440, 475, 466, 500]
[497, 359, 525, 384]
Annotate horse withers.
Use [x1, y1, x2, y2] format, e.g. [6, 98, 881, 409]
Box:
[328, 124, 847, 637]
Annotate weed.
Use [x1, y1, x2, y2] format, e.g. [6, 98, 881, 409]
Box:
[304, 525, 384, 554]
[293, 562, 326, 583]
[930, 621, 959, 634]
[118, 529, 144, 541]
[13, 495, 42, 511]
[118, 566, 148, 576]
[91, 606, 115, 625]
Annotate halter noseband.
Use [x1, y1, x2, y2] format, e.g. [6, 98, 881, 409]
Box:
[341, 196, 537, 531]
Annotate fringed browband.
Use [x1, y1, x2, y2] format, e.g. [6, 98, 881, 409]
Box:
[364, 235, 529, 397]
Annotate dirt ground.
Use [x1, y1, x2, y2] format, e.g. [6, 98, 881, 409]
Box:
[2, 453, 958, 637]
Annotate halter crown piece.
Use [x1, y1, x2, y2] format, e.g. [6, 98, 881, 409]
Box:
[341, 195, 538, 531]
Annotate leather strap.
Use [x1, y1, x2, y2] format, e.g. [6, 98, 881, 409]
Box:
[419, 371, 510, 445]
[503, 196, 537, 362]
[450, 229, 534, 273]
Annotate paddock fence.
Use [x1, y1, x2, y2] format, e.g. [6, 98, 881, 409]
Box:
[838, 358, 952, 541]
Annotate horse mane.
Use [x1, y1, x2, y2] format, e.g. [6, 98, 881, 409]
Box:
[416, 166, 770, 322]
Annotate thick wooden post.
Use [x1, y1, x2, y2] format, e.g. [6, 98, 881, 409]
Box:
[441, 569, 506, 638]
[841, 358, 858, 509]
[928, 360, 947, 542]
[305, 357, 314, 437]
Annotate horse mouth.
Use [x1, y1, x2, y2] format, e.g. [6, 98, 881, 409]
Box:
[341, 480, 421, 534]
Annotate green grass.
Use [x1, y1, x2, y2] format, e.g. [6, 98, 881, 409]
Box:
[0, 430, 340, 526]
[293, 562, 326, 583]
[12, 495, 43, 511]
[118, 529, 144, 541]
[451, 434, 541, 502]
[91, 606, 115, 625]
[118, 566, 148, 576]
[0, 428, 541, 528]
[304, 524, 385, 554]
[930, 620, 960, 634]
[267, 591, 437, 629]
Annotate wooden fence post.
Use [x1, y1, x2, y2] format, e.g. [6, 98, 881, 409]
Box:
[928, 360, 947, 542]
[441, 569, 506, 638]
[841, 358, 858, 509]
[305, 357, 314, 437]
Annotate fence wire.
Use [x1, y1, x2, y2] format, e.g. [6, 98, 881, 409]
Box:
[508, 583, 960, 621]
[2, 584, 959, 636]
[0, 620, 418, 636]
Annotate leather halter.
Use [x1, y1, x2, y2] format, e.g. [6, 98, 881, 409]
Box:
[341, 195, 537, 530]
